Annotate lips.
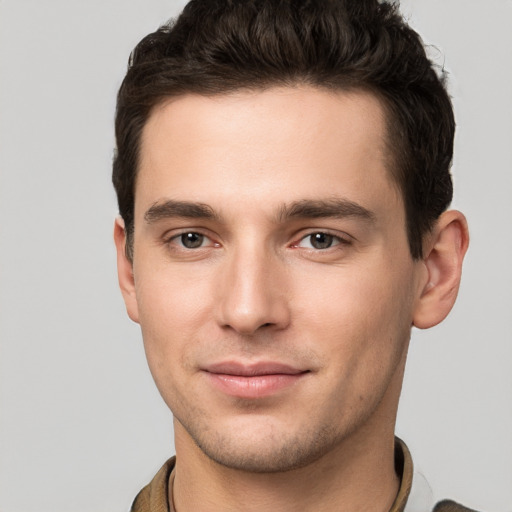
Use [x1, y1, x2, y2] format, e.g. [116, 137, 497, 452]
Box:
[203, 361, 309, 399]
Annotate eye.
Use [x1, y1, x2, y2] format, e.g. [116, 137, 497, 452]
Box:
[169, 232, 213, 249]
[180, 232, 205, 248]
[295, 232, 349, 250]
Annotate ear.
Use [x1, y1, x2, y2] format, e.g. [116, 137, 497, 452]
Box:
[113, 217, 140, 323]
[413, 210, 469, 329]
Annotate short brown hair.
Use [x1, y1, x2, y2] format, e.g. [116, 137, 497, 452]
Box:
[113, 0, 454, 259]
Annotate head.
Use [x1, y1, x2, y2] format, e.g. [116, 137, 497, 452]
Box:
[113, 0, 468, 474]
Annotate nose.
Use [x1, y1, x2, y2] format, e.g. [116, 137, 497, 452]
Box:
[215, 244, 291, 336]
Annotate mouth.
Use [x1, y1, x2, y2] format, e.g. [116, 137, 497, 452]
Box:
[202, 361, 310, 399]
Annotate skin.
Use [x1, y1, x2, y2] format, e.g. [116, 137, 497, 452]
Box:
[115, 87, 468, 512]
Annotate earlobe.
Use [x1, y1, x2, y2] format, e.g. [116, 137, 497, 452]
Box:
[413, 210, 469, 329]
[113, 217, 140, 323]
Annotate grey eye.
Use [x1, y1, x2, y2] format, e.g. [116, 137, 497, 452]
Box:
[309, 233, 335, 249]
[180, 232, 205, 248]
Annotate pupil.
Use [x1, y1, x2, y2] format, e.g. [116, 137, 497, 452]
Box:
[311, 233, 333, 249]
[181, 232, 203, 248]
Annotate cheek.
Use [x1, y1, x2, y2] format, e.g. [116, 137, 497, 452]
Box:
[134, 264, 215, 376]
[136, 258, 214, 322]
[298, 263, 414, 418]
[295, 258, 415, 362]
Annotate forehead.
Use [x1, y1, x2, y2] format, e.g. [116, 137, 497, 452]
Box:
[136, 86, 401, 218]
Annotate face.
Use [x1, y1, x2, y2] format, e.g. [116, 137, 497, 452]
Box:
[119, 87, 427, 472]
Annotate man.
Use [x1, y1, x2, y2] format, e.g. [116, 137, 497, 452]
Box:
[112, 1, 472, 510]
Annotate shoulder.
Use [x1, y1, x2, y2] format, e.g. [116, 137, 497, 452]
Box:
[433, 499, 481, 512]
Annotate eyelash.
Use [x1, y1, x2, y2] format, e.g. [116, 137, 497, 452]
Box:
[164, 231, 218, 250]
[291, 231, 352, 251]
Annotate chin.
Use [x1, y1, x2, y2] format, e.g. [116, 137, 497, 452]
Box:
[183, 417, 344, 474]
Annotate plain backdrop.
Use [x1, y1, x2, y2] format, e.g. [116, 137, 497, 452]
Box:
[0, 1, 511, 511]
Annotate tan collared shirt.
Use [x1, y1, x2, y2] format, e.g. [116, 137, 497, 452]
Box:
[130, 439, 477, 512]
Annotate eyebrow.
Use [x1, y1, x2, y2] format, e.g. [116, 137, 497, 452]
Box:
[144, 200, 219, 224]
[277, 198, 375, 223]
[143, 197, 375, 225]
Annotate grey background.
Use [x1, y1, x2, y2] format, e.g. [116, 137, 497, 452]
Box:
[0, 1, 511, 511]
